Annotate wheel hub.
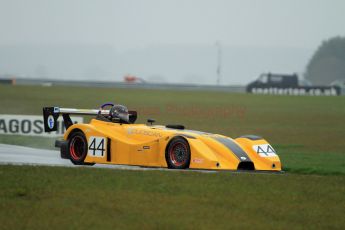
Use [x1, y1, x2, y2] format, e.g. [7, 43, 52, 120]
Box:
[170, 142, 188, 166]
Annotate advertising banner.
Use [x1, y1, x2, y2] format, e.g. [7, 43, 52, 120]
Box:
[0, 114, 83, 137]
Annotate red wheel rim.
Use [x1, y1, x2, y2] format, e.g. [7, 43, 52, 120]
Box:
[70, 136, 86, 161]
[169, 142, 188, 166]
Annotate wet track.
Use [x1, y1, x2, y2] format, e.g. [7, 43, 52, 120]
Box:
[0, 144, 215, 172]
[0, 144, 160, 170]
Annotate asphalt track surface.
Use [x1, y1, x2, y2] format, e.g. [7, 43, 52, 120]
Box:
[0, 144, 216, 173]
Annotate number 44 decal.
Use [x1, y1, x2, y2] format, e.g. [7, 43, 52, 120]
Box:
[88, 136, 107, 157]
[253, 144, 277, 157]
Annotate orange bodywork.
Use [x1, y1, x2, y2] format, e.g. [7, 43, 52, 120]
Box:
[63, 119, 282, 171]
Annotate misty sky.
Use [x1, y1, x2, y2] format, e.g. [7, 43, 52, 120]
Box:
[0, 0, 344, 84]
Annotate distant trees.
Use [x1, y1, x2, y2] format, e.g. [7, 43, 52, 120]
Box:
[305, 36, 345, 85]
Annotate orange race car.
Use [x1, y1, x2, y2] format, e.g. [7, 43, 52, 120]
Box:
[43, 103, 281, 171]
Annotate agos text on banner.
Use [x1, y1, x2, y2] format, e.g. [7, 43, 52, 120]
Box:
[0, 114, 83, 137]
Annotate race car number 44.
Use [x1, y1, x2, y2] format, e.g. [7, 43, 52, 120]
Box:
[253, 144, 277, 157]
[88, 136, 107, 157]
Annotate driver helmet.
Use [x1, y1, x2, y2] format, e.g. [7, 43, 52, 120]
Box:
[110, 104, 129, 123]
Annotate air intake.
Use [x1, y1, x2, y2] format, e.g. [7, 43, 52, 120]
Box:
[237, 162, 255, 170]
[166, 124, 185, 130]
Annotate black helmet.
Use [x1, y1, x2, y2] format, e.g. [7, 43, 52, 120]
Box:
[109, 105, 129, 123]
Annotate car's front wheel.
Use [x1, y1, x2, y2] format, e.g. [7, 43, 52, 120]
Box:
[68, 131, 89, 165]
[166, 137, 191, 169]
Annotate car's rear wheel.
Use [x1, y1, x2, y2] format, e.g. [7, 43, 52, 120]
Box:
[68, 131, 90, 165]
[166, 137, 190, 169]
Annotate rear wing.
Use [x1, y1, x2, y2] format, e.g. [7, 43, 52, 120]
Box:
[43, 107, 137, 132]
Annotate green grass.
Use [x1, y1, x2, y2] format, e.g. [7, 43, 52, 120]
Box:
[0, 134, 56, 150]
[0, 165, 344, 230]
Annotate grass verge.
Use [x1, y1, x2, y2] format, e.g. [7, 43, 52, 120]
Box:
[0, 165, 344, 229]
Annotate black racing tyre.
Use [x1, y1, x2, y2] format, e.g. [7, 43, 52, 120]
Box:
[68, 131, 90, 165]
[166, 137, 191, 169]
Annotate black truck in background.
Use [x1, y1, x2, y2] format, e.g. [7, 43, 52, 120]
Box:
[246, 73, 341, 96]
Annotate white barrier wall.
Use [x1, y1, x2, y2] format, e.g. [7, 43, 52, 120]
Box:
[0, 115, 83, 137]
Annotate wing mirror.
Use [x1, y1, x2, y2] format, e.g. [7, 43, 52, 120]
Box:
[147, 118, 156, 125]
